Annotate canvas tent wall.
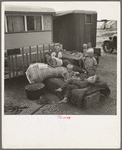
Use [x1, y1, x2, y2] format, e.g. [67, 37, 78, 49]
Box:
[53, 10, 97, 52]
[105, 20, 117, 29]
[5, 5, 55, 50]
[97, 21, 106, 29]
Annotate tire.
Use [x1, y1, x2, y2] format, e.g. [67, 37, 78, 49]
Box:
[103, 41, 114, 53]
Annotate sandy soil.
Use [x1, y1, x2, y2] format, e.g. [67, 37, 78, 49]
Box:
[4, 29, 117, 115]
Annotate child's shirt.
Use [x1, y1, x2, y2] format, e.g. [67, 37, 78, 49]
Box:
[83, 48, 87, 56]
[58, 52, 62, 59]
[83, 56, 97, 76]
[84, 57, 97, 69]
[51, 52, 56, 58]
[54, 57, 63, 66]
[55, 51, 63, 59]
[46, 57, 62, 67]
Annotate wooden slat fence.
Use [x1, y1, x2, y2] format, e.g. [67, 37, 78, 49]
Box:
[5, 43, 62, 79]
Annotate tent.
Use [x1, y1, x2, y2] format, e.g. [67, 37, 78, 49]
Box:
[97, 21, 106, 29]
[105, 20, 117, 29]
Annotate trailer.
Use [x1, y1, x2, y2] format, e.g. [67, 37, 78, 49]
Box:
[5, 5, 55, 50]
[53, 10, 97, 52]
[4, 5, 58, 79]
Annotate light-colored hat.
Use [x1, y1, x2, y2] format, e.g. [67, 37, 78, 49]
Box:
[83, 44, 87, 49]
[85, 48, 94, 57]
[67, 64, 73, 70]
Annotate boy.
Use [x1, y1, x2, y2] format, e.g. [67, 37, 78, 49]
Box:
[53, 45, 63, 59]
[55, 72, 98, 104]
[78, 43, 88, 69]
[45, 53, 62, 68]
[56, 64, 80, 90]
[87, 42, 94, 54]
[83, 48, 97, 76]
[82, 43, 88, 56]
[62, 64, 80, 82]
[55, 64, 80, 103]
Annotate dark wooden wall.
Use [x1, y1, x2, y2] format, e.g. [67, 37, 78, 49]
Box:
[53, 12, 97, 52]
[53, 14, 77, 51]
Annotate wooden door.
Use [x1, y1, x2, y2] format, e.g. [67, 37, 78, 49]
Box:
[84, 14, 92, 44]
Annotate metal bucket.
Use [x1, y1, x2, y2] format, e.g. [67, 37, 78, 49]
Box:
[25, 83, 45, 100]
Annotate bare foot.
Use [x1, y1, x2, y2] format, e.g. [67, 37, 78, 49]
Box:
[58, 98, 67, 104]
[55, 88, 62, 92]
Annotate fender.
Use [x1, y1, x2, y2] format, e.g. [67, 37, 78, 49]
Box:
[102, 40, 113, 48]
[103, 40, 113, 44]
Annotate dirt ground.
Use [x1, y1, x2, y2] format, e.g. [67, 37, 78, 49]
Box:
[4, 29, 117, 115]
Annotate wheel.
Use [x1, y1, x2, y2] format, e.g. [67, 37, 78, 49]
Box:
[103, 42, 114, 53]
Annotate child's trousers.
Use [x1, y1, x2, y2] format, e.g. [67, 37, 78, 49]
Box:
[61, 79, 93, 98]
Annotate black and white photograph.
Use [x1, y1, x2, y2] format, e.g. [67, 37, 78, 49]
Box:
[2, 1, 120, 148]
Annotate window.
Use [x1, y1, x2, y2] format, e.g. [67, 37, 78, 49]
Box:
[27, 16, 34, 30]
[7, 16, 25, 32]
[27, 16, 42, 31]
[43, 15, 52, 30]
[5, 14, 52, 33]
[85, 15, 92, 24]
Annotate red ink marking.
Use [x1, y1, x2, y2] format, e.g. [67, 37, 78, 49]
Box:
[57, 116, 71, 120]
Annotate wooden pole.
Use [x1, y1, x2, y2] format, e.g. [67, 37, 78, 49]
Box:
[40, 50, 42, 62]
[34, 53, 36, 62]
[49, 44, 51, 53]
[15, 54, 18, 77]
[53, 43, 55, 52]
[43, 45, 45, 63]
[26, 53, 28, 68]
[29, 46, 31, 64]
[31, 104, 45, 115]
[22, 47, 25, 75]
[7, 55, 11, 79]
[37, 45, 39, 62]
[11, 55, 15, 78]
